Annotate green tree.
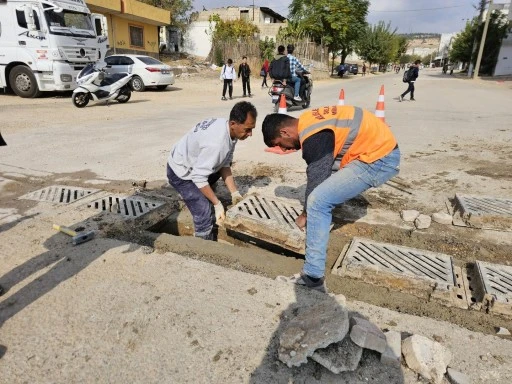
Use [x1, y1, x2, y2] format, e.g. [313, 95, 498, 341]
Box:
[288, 0, 369, 72]
[394, 36, 408, 62]
[276, 20, 307, 41]
[357, 21, 397, 69]
[259, 37, 276, 60]
[209, 15, 259, 41]
[139, 0, 193, 30]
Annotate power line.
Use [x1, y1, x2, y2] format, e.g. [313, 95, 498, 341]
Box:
[372, 4, 467, 13]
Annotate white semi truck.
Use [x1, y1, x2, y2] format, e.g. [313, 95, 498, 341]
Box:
[0, 0, 107, 98]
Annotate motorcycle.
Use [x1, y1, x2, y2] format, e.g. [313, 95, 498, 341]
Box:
[72, 63, 133, 108]
[269, 70, 313, 112]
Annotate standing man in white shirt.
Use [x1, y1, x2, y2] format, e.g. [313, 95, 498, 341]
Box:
[220, 58, 236, 100]
[167, 102, 257, 240]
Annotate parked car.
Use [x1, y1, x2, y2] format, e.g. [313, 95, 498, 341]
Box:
[347, 64, 359, 75]
[104, 54, 174, 91]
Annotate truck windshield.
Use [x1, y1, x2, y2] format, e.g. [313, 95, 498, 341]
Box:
[44, 9, 95, 38]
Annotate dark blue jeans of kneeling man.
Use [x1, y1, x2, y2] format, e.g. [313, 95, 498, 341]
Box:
[167, 164, 221, 239]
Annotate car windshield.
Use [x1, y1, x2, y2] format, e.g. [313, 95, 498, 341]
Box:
[44, 9, 95, 38]
[136, 56, 164, 65]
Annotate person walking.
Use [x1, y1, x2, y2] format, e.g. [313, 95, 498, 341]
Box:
[286, 44, 307, 101]
[238, 56, 252, 97]
[261, 59, 269, 88]
[262, 106, 400, 292]
[399, 59, 421, 102]
[362, 63, 367, 77]
[220, 59, 236, 100]
[167, 102, 257, 241]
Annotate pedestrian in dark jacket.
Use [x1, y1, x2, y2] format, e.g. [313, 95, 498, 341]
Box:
[261, 59, 269, 88]
[399, 60, 420, 102]
[238, 56, 252, 97]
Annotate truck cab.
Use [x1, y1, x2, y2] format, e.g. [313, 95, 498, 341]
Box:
[0, 0, 106, 98]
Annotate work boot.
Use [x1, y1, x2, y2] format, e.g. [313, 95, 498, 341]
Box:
[276, 273, 327, 293]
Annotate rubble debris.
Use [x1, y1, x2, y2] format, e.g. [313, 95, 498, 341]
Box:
[349, 316, 387, 353]
[381, 330, 401, 367]
[495, 327, 511, 336]
[311, 335, 363, 374]
[446, 368, 471, 384]
[414, 214, 432, 229]
[278, 297, 349, 367]
[402, 334, 452, 384]
[432, 212, 453, 225]
[401, 210, 420, 222]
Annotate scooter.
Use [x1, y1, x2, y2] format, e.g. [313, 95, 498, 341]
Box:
[269, 70, 313, 112]
[72, 63, 133, 108]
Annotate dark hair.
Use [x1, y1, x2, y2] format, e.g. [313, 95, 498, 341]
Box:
[227, 58, 233, 65]
[230, 101, 257, 124]
[286, 44, 294, 54]
[262, 113, 295, 147]
[414, 60, 421, 65]
[242, 56, 247, 60]
[278, 45, 285, 54]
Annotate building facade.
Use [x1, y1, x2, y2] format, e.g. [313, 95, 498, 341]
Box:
[494, 1, 512, 76]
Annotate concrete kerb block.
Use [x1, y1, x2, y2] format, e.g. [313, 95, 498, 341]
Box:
[349, 316, 387, 353]
[446, 368, 471, 384]
[381, 330, 401, 367]
[415, 214, 432, 229]
[401, 210, 420, 222]
[432, 212, 453, 225]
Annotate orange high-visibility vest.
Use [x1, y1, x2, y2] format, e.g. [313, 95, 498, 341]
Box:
[298, 106, 397, 170]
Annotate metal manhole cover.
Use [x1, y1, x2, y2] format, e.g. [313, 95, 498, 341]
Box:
[333, 237, 457, 298]
[225, 194, 305, 254]
[475, 261, 512, 302]
[87, 195, 164, 218]
[19, 186, 100, 204]
[453, 194, 512, 231]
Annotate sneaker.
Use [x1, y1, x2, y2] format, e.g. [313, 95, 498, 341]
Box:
[229, 97, 233, 100]
[293, 96, 302, 101]
[243, 94, 247, 97]
[398, 95, 403, 102]
[221, 96, 227, 101]
[276, 273, 328, 293]
[410, 98, 415, 101]
[248, 94, 252, 97]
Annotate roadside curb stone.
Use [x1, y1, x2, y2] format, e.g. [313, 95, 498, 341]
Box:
[401, 210, 420, 222]
[415, 214, 432, 229]
[381, 330, 401, 367]
[432, 212, 453, 225]
[349, 316, 386, 353]
[402, 334, 452, 384]
[447, 368, 471, 384]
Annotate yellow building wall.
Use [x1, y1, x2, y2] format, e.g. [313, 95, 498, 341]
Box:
[109, 15, 160, 54]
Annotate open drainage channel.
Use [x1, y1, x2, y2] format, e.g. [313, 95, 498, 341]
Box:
[333, 237, 512, 318]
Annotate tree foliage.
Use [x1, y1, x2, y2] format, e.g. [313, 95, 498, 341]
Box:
[139, 0, 192, 29]
[259, 37, 276, 60]
[356, 21, 398, 67]
[208, 14, 259, 41]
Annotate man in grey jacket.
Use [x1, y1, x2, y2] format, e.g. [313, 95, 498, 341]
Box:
[167, 102, 257, 240]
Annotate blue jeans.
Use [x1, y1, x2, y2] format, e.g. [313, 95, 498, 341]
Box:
[291, 75, 300, 97]
[303, 147, 401, 278]
[167, 164, 221, 239]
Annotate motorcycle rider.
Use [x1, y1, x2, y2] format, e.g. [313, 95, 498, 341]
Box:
[287, 44, 308, 102]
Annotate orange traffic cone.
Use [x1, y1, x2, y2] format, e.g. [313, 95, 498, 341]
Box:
[375, 85, 385, 123]
[338, 89, 345, 105]
[278, 93, 287, 113]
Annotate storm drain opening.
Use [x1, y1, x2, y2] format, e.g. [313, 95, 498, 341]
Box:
[452, 193, 512, 231]
[224, 194, 306, 254]
[19, 186, 100, 204]
[87, 195, 164, 219]
[332, 237, 464, 306]
[475, 261, 512, 317]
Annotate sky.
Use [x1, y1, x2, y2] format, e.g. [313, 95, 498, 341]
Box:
[191, 0, 509, 34]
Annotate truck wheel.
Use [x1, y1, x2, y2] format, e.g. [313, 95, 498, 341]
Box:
[130, 76, 145, 92]
[9, 66, 42, 98]
[72, 92, 90, 108]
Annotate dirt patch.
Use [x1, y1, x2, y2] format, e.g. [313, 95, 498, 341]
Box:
[466, 161, 512, 181]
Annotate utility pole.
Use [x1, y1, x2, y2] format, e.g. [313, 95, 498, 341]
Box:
[468, 0, 487, 77]
[252, 0, 255, 21]
[474, 0, 493, 79]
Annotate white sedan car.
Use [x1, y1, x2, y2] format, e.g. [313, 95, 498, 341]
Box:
[104, 54, 175, 91]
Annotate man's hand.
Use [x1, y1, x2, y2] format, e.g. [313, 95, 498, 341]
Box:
[214, 202, 225, 223]
[295, 212, 307, 231]
[231, 190, 244, 205]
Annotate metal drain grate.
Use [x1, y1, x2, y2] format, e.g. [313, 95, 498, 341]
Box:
[453, 194, 512, 231]
[225, 194, 305, 253]
[475, 261, 512, 302]
[19, 186, 99, 204]
[87, 195, 164, 218]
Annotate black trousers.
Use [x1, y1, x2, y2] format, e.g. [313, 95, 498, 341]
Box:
[222, 79, 233, 97]
[401, 81, 415, 99]
[261, 74, 268, 87]
[241, 76, 251, 95]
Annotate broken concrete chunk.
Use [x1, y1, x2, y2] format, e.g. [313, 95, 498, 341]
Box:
[401, 210, 420, 222]
[495, 327, 511, 336]
[349, 316, 386, 353]
[447, 368, 471, 384]
[278, 299, 349, 368]
[402, 334, 452, 384]
[414, 214, 432, 229]
[432, 212, 453, 225]
[381, 330, 401, 367]
[311, 336, 363, 374]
